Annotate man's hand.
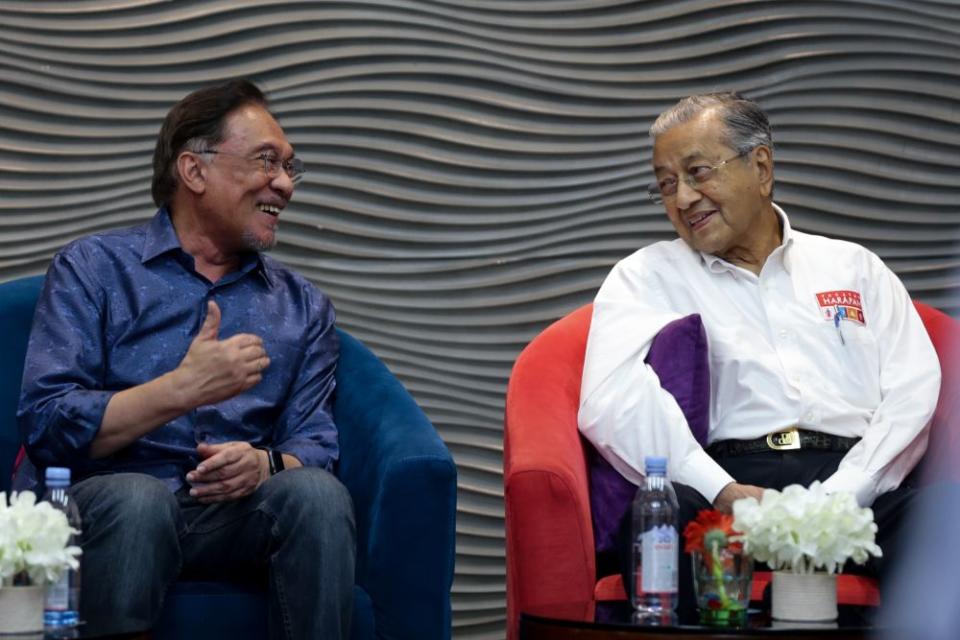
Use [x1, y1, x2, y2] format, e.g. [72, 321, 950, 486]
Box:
[713, 482, 765, 514]
[173, 301, 270, 410]
[91, 302, 271, 459]
[186, 441, 269, 503]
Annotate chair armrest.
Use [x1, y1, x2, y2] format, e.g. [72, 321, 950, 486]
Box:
[333, 329, 457, 640]
[913, 302, 960, 482]
[504, 334, 597, 639]
[0, 275, 44, 492]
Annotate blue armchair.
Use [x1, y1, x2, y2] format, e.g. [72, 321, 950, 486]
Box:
[0, 275, 457, 640]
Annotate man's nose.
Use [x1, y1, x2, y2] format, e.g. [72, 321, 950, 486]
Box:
[271, 171, 295, 199]
[675, 177, 702, 210]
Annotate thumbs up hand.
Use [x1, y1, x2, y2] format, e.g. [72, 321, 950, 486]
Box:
[174, 301, 270, 409]
[196, 297, 222, 341]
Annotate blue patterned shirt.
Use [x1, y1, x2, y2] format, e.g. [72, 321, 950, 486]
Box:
[17, 208, 339, 491]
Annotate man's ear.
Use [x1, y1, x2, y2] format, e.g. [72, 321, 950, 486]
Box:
[176, 152, 207, 196]
[753, 145, 774, 198]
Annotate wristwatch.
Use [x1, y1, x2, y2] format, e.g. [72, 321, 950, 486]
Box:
[259, 448, 285, 475]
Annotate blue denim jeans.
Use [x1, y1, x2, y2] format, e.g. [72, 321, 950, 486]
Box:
[70, 468, 355, 639]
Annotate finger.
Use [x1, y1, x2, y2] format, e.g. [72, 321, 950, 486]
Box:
[243, 373, 264, 389]
[192, 471, 259, 501]
[198, 301, 221, 341]
[195, 447, 243, 474]
[192, 455, 250, 483]
[224, 333, 264, 349]
[196, 441, 229, 459]
[188, 481, 223, 498]
[239, 346, 268, 362]
[189, 473, 241, 495]
[188, 465, 227, 484]
[195, 452, 239, 476]
[234, 347, 268, 370]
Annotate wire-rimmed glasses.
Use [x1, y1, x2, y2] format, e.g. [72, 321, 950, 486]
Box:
[647, 149, 750, 205]
[200, 149, 305, 184]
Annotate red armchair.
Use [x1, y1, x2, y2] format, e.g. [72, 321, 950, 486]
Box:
[504, 301, 957, 639]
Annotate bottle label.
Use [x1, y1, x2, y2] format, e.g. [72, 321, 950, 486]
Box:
[46, 573, 70, 610]
[641, 524, 678, 593]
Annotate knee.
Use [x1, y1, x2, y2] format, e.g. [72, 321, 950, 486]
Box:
[260, 468, 355, 535]
[76, 473, 180, 538]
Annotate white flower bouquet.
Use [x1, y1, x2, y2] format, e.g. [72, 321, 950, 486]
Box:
[731, 481, 881, 574]
[0, 492, 81, 587]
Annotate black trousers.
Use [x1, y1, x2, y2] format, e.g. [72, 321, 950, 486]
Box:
[617, 448, 919, 618]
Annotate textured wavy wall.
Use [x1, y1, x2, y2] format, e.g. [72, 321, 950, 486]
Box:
[2, 1, 959, 637]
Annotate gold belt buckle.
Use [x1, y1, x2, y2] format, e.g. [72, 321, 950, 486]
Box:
[766, 427, 801, 451]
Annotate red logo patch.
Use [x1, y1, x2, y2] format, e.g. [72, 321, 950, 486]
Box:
[816, 290, 865, 325]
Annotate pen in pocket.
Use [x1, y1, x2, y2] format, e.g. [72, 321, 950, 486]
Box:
[834, 306, 846, 346]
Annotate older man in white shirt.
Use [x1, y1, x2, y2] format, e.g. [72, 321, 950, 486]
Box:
[578, 92, 940, 612]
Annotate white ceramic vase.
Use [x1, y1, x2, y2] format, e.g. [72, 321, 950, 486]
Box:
[0, 583, 45, 633]
[771, 571, 838, 622]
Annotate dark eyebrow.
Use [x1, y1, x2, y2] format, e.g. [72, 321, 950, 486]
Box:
[251, 143, 295, 158]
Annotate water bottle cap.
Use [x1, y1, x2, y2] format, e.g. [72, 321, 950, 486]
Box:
[644, 456, 667, 475]
[45, 467, 71, 485]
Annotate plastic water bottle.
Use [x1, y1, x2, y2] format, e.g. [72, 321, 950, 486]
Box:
[631, 456, 679, 615]
[43, 467, 81, 638]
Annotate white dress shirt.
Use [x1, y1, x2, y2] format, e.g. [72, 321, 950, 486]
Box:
[578, 205, 941, 507]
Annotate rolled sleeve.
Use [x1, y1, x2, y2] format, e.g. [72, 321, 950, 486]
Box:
[17, 251, 113, 467]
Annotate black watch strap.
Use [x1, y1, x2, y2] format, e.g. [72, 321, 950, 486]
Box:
[261, 448, 285, 475]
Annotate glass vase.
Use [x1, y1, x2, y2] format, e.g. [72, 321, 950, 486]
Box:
[691, 548, 753, 626]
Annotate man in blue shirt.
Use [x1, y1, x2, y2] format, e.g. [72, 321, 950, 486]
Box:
[17, 80, 355, 639]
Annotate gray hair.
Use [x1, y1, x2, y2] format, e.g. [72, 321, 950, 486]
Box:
[650, 92, 773, 155]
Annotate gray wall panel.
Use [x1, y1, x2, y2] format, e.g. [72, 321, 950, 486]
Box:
[2, 1, 958, 638]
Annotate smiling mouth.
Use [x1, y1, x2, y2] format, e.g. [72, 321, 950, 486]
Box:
[687, 210, 715, 230]
[257, 203, 282, 217]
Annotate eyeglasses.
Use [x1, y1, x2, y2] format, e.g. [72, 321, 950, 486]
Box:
[647, 149, 750, 205]
[200, 149, 305, 184]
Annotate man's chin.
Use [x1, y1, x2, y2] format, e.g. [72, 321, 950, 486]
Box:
[242, 230, 277, 252]
[679, 234, 711, 254]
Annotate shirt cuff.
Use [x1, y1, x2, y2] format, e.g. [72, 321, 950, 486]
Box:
[59, 389, 116, 455]
[675, 447, 736, 505]
[822, 467, 877, 507]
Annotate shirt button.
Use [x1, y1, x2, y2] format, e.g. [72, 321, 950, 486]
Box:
[778, 329, 789, 339]
[804, 412, 816, 422]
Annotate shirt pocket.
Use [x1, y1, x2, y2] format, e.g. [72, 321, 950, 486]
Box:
[815, 318, 879, 378]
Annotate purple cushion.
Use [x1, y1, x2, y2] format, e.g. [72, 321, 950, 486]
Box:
[585, 313, 709, 553]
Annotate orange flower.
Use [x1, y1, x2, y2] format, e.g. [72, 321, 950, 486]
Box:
[683, 509, 743, 554]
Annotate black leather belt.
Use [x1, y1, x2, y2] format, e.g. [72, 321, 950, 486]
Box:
[707, 427, 860, 457]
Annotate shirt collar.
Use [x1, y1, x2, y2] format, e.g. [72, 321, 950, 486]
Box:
[141, 207, 182, 263]
[141, 207, 273, 287]
[700, 202, 794, 275]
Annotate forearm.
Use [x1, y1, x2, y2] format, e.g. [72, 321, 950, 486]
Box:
[90, 370, 193, 458]
[93, 301, 270, 458]
[280, 453, 302, 469]
[580, 356, 732, 500]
